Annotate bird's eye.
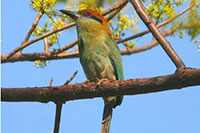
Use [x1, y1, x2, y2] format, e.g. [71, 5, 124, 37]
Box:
[85, 12, 92, 16]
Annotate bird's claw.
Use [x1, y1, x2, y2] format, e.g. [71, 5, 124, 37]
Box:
[97, 78, 108, 88]
[81, 80, 90, 88]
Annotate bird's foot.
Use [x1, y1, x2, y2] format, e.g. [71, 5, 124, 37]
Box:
[97, 78, 108, 88]
[81, 80, 90, 88]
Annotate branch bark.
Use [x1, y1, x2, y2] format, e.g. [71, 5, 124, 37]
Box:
[130, 0, 185, 69]
[121, 29, 174, 54]
[1, 29, 173, 63]
[2, 68, 200, 102]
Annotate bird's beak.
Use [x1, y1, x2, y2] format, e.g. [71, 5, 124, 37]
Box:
[60, 10, 80, 20]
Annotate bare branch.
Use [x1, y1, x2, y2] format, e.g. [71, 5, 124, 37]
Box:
[0, 29, 173, 63]
[6, 22, 75, 59]
[64, 71, 78, 85]
[1, 52, 79, 63]
[5, 0, 128, 60]
[102, 0, 128, 16]
[20, 10, 44, 54]
[121, 29, 174, 54]
[44, 38, 50, 52]
[54, 71, 78, 133]
[130, 0, 185, 69]
[51, 40, 78, 55]
[2, 68, 200, 102]
[7, 10, 44, 58]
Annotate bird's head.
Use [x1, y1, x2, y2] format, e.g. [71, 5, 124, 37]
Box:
[60, 9, 112, 35]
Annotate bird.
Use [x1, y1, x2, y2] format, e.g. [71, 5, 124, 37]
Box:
[60, 9, 124, 133]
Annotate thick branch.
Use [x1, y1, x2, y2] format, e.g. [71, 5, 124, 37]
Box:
[2, 68, 200, 102]
[130, 0, 185, 69]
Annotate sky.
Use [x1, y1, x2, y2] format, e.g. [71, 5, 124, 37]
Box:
[1, 1, 200, 133]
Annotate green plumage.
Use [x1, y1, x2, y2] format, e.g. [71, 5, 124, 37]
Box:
[77, 17, 124, 133]
[77, 18, 124, 82]
[60, 9, 124, 133]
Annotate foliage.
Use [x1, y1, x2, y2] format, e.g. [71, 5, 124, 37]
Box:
[194, 40, 200, 53]
[34, 60, 49, 68]
[28, 0, 200, 68]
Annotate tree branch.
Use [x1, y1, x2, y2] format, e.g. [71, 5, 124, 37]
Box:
[101, 0, 128, 16]
[54, 71, 77, 133]
[1, 3, 193, 63]
[2, 68, 200, 102]
[6, 22, 76, 59]
[121, 29, 174, 54]
[130, 0, 185, 69]
[4, 0, 128, 60]
[117, 3, 194, 43]
[1, 29, 173, 63]
[7, 10, 44, 58]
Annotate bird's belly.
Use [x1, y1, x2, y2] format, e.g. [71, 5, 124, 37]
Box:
[80, 52, 116, 82]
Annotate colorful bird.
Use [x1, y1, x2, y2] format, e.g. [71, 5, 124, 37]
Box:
[60, 9, 124, 133]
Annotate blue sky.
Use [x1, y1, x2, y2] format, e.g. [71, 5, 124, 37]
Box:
[2, 1, 200, 133]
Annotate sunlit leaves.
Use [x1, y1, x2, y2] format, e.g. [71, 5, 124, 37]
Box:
[186, 6, 200, 40]
[30, 0, 56, 12]
[34, 60, 49, 68]
[29, 0, 200, 68]
[109, 11, 138, 48]
[194, 40, 200, 53]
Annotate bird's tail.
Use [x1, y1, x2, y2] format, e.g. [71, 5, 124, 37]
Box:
[101, 101, 113, 133]
[101, 96, 123, 133]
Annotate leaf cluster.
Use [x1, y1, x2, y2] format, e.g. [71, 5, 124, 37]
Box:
[28, 0, 200, 68]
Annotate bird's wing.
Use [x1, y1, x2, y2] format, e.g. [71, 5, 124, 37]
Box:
[104, 38, 124, 80]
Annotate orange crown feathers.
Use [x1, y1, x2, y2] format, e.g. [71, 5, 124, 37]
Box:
[78, 9, 112, 35]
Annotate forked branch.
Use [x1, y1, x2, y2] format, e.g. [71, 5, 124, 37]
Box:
[130, 0, 186, 69]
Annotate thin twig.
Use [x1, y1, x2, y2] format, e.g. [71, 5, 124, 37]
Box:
[121, 29, 174, 54]
[7, 10, 44, 58]
[54, 71, 78, 133]
[106, 2, 127, 21]
[44, 38, 50, 53]
[19, 10, 44, 54]
[102, 0, 128, 16]
[49, 77, 53, 87]
[64, 71, 78, 85]
[52, 40, 78, 55]
[6, 22, 75, 59]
